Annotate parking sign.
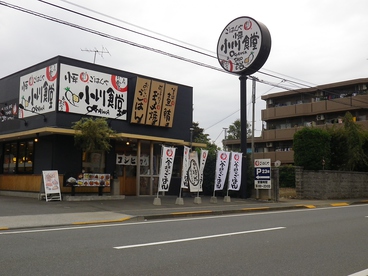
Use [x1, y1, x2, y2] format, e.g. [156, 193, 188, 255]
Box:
[254, 159, 271, 189]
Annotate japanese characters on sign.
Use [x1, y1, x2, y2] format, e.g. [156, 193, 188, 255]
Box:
[59, 64, 128, 119]
[146, 80, 165, 126]
[214, 151, 230, 191]
[116, 154, 149, 166]
[198, 149, 208, 192]
[217, 16, 271, 76]
[228, 152, 243, 191]
[188, 151, 200, 192]
[19, 64, 58, 118]
[180, 146, 191, 189]
[131, 77, 151, 124]
[159, 83, 177, 127]
[158, 146, 176, 192]
[131, 77, 177, 128]
[254, 158, 271, 189]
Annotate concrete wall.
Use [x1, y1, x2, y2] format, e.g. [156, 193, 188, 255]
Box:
[295, 167, 368, 199]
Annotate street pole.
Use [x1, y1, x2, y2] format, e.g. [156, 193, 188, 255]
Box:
[223, 127, 228, 151]
[240, 75, 247, 198]
[251, 79, 258, 199]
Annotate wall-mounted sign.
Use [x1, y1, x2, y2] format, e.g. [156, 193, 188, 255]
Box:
[131, 77, 177, 127]
[217, 16, 271, 76]
[59, 64, 128, 119]
[116, 154, 149, 166]
[19, 64, 58, 118]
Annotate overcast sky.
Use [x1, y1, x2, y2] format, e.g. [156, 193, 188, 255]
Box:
[1, 0, 368, 147]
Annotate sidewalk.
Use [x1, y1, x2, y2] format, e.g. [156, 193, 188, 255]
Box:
[1, 194, 368, 230]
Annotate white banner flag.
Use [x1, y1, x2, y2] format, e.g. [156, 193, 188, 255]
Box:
[198, 149, 208, 192]
[214, 151, 230, 191]
[180, 146, 191, 189]
[158, 146, 176, 192]
[227, 152, 243, 191]
[188, 152, 201, 192]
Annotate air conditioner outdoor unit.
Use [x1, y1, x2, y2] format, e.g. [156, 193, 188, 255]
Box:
[266, 142, 273, 147]
[316, 114, 325, 121]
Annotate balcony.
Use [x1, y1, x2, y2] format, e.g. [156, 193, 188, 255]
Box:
[261, 94, 368, 121]
[253, 150, 294, 164]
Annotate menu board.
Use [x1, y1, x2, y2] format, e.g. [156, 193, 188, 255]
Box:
[76, 173, 111, 186]
[42, 170, 62, 202]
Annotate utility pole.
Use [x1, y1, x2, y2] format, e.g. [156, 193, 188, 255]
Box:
[223, 127, 228, 151]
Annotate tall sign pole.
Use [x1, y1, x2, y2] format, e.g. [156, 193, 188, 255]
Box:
[217, 16, 271, 198]
[239, 75, 248, 198]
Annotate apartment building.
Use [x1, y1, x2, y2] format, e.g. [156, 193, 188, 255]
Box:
[224, 78, 368, 165]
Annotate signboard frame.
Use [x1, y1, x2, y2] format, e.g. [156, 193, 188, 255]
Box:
[41, 170, 62, 201]
[254, 158, 271, 189]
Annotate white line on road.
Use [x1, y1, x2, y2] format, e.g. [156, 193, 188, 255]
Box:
[113, 226, 286, 249]
[348, 268, 368, 276]
[1, 204, 366, 236]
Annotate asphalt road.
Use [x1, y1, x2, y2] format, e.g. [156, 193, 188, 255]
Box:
[1, 205, 367, 276]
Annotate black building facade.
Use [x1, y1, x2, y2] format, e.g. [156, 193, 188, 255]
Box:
[0, 56, 199, 196]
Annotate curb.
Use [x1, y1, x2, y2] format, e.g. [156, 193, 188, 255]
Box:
[1, 200, 368, 231]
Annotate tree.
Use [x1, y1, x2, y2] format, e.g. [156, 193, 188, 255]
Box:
[293, 127, 331, 170]
[192, 122, 218, 155]
[226, 119, 252, 140]
[342, 112, 368, 171]
[72, 117, 117, 173]
[72, 117, 116, 152]
[191, 122, 220, 194]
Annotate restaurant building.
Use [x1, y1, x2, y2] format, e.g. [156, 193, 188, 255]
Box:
[0, 56, 202, 197]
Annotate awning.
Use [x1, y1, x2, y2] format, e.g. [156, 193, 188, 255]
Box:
[0, 127, 206, 148]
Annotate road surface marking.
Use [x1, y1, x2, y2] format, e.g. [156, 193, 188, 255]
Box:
[348, 268, 368, 275]
[113, 227, 286, 249]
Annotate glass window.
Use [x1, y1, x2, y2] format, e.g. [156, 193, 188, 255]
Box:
[3, 141, 34, 174]
[17, 141, 34, 173]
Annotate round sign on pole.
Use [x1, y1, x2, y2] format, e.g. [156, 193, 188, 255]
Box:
[217, 16, 271, 76]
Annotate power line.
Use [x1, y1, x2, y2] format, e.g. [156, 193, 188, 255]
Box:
[2, 1, 368, 130]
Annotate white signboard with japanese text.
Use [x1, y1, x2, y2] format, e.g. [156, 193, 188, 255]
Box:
[228, 152, 243, 191]
[158, 146, 176, 192]
[214, 151, 230, 191]
[180, 146, 191, 189]
[254, 158, 271, 189]
[188, 151, 200, 192]
[19, 64, 58, 119]
[59, 64, 128, 119]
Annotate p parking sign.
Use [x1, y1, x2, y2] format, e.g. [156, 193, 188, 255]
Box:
[254, 158, 271, 189]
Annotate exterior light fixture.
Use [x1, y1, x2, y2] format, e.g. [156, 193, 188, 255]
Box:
[19, 103, 47, 122]
[1, 110, 27, 126]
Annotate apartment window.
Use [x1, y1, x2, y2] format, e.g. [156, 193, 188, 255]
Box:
[3, 141, 34, 174]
